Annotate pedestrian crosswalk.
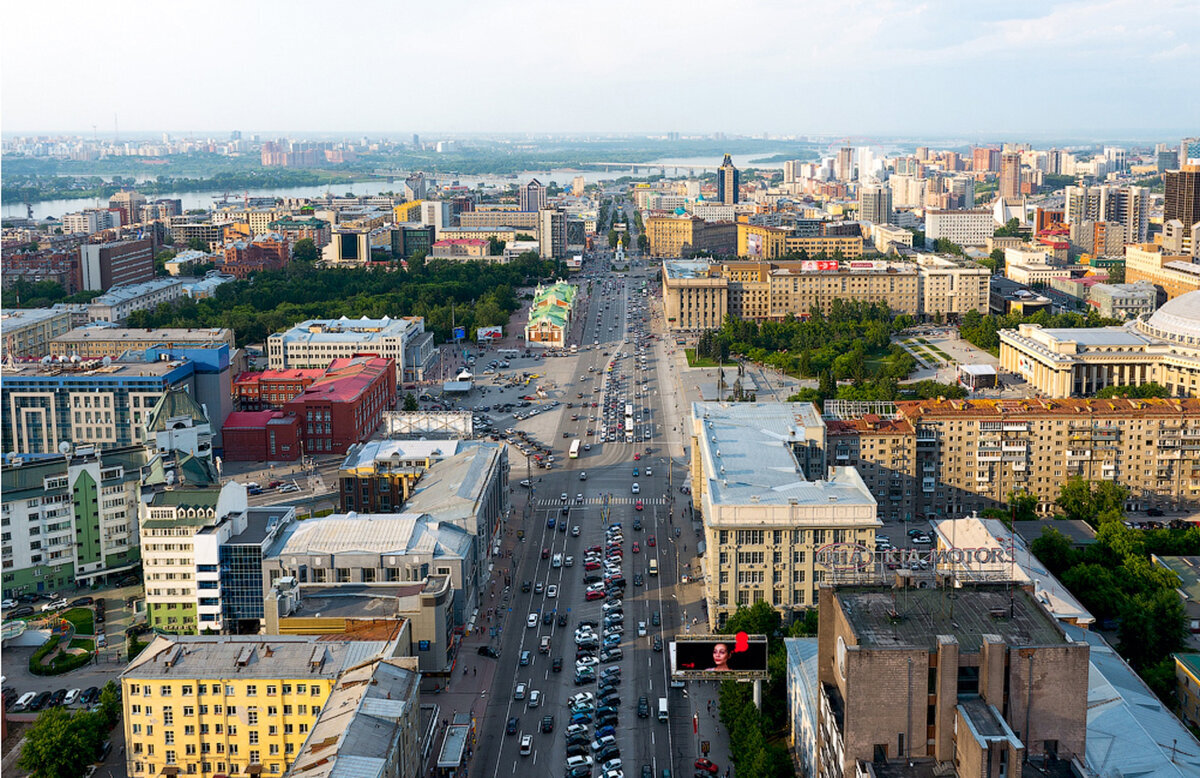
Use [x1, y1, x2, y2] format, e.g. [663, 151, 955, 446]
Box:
[534, 496, 668, 507]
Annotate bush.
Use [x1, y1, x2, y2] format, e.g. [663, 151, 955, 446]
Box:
[29, 635, 94, 676]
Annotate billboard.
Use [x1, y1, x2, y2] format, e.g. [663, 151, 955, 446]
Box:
[476, 326, 503, 342]
[801, 260, 839, 272]
[746, 233, 763, 258]
[452, 327, 466, 341]
[670, 633, 769, 680]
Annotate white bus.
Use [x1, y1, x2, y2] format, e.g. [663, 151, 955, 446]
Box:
[624, 403, 634, 418]
[569, 439, 581, 459]
[498, 348, 520, 359]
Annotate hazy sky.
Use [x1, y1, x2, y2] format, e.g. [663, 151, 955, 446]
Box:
[3, 0, 1198, 138]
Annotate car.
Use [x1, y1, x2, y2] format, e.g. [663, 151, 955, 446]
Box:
[586, 590, 605, 601]
[41, 598, 68, 612]
[520, 734, 534, 755]
[558, 613, 569, 626]
[595, 724, 617, 739]
[634, 453, 641, 460]
[653, 637, 663, 652]
[542, 547, 551, 559]
[64, 688, 81, 706]
[1147, 507, 1166, 517]
[49, 689, 67, 707]
[602, 758, 625, 774]
[646, 467, 653, 476]
[514, 683, 527, 700]
[575, 674, 596, 686]
[637, 697, 650, 718]
[566, 723, 589, 738]
[577, 655, 599, 668]
[567, 756, 595, 770]
[79, 687, 100, 706]
[652, 611, 661, 626]
[507, 717, 520, 735]
[520, 650, 532, 666]
[694, 758, 719, 774]
[8, 606, 33, 618]
[632, 541, 640, 553]
[535, 582, 545, 594]
[29, 691, 51, 711]
[642, 767, 654, 778]
[543, 612, 554, 625]
[566, 743, 590, 758]
[648, 536, 656, 547]
[561, 493, 569, 502]
[571, 692, 596, 706]
[635, 501, 643, 511]
[69, 596, 94, 607]
[633, 573, 644, 587]
[637, 621, 647, 637]
[527, 613, 539, 628]
[552, 656, 564, 672]
[591, 735, 618, 753]
[600, 648, 623, 663]
[521, 580, 532, 592]
[547, 584, 558, 598]
[631, 483, 640, 494]
[477, 645, 500, 658]
[572, 526, 581, 537]
[632, 468, 639, 477]
[596, 745, 622, 764]
[529, 689, 542, 708]
[548, 517, 557, 528]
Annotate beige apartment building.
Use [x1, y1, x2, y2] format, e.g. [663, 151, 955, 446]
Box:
[690, 402, 879, 629]
[827, 397, 1200, 522]
[914, 254, 991, 319]
[50, 327, 236, 359]
[661, 260, 729, 330]
[1125, 242, 1200, 301]
[1, 307, 72, 358]
[645, 215, 737, 258]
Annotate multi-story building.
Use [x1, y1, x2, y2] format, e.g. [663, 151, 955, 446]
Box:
[1064, 185, 1150, 243]
[1123, 243, 1200, 301]
[281, 357, 397, 456]
[857, 183, 893, 225]
[267, 217, 331, 248]
[120, 633, 399, 778]
[717, 154, 740, 205]
[79, 237, 155, 291]
[809, 583, 1088, 778]
[835, 147, 853, 183]
[519, 178, 546, 212]
[1166, 165, 1200, 239]
[924, 209, 994, 247]
[62, 208, 123, 235]
[458, 209, 540, 233]
[108, 190, 147, 226]
[1087, 281, 1158, 320]
[268, 316, 435, 385]
[232, 368, 325, 411]
[661, 260, 729, 331]
[430, 238, 491, 261]
[538, 208, 567, 259]
[1, 444, 144, 597]
[871, 224, 914, 254]
[220, 233, 290, 278]
[50, 327, 235, 360]
[999, 151, 1022, 199]
[524, 281, 577, 348]
[689, 402, 879, 628]
[1, 307, 73, 358]
[86, 277, 186, 324]
[645, 215, 737, 258]
[170, 220, 227, 252]
[1, 251, 82, 294]
[913, 254, 991, 321]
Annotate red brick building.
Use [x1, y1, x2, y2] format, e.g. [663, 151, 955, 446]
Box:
[221, 410, 302, 462]
[232, 368, 325, 411]
[282, 357, 396, 455]
[1, 251, 82, 294]
[219, 233, 290, 278]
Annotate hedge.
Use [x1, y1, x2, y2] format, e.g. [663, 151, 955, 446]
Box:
[29, 635, 94, 676]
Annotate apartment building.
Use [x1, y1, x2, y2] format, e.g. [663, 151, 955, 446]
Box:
[736, 223, 865, 260]
[690, 402, 879, 629]
[170, 221, 228, 252]
[1125, 243, 1200, 301]
[809, 583, 1088, 778]
[832, 397, 1200, 521]
[914, 254, 991, 321]
[267, 217, 331, 248]
[645, 215, 737, 257]
[925, 209, 994, 247]
[63, 208, 122, 235]
[50, 327, 235, 359]
[268, 316, 436, 385]
[1, 444, 144, 597]
[120, 633, 398, 778]
[660, 260, 729, 330]
[1, 306, 72, 358]
[86, 277, 186, 324]
[79, 238, 155, 291]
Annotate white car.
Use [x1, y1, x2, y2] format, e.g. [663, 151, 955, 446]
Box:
[514, 683, 527, 700]
[631, 483, 640, 494]
[520, 734, 533, 756]
[547, 584, 558, 598]
[64, 688, 81, 705]
[1, 598, 16, 609]
[571, 692, 595, 706]
[41, 598, 68, 612]
[645, 467, 652, 477]
[528, 689, 542, 708]
[527, 613, 538, 628]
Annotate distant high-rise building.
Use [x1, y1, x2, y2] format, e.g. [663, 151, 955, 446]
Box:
[1181, 138, 1199, 166]
[972, 147, 1000, 172]
[412, 133, 420, 147]
[572, 176, 585, 196]
[520, 179, 547, 212]
[836, 147, 854, 182]
[1065, 185, 1148, 243]
[999, 152, 1022, 200]
[1104, 146, 1127, 171]
[783, 160, 800, 184]
[716, 154, 740, 205]
[229, 130, 241, 141]
[404, 172, 427, 201]
[1165, 165, 1200, 238]
[108, 190, 147, 227]
[949, 176, 976, 209]
[858, 183, 893, 225]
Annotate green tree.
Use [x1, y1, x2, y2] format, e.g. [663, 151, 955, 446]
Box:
[403, 392, 418, 412]
[97, 681, 121, 731]
[722, 600, 783, 639]
[994, 218, 1022, 238]
[608, 229, 619, 248]
[16, 707, 105, 778]
[187, 237, 208, 252]
[293, 238, 319, 263]
[1096, 382, 1169, 399]
[1055, 478, 1095, 523]
[1031, 527, 1076, 576]
[487, 236, 506, 256]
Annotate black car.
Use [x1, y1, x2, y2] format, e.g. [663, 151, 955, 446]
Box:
[552, 657, 563, 672]
[583, 574, 602, 583]
[642, 767, 654, 778]
[477, 646, 500, 658]
[574, 674, 595, 686]
[80, 687, 100, 705]
[1147, 507, 1166, 517]
[521, 581, 532, 593]
[599, 675, 621, 688]
[70, 596, 94, 607]
[651, 612, 660, 626]
[637, 697, 650, 718]
[541, 715, 554, 733]
[543, 612, 554, 625]
[596, 744, 621, 763]
[633, 574, 644, 587]
[7, 606, 33, 618]
[558, 614, 568, 627]
[29, 691, 51, 711]
[653, 637, 663, 652]
[598, 694, 621, 707]
[506, 717, 519, 735]
[49, 689, 67, 707]
[566, 744, 589, 757]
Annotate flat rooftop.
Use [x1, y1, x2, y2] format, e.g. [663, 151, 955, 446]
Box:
[662, 259, 717, 279]
[283, 583, 440, 621]
[341, 438, 482, 472]
[122, 634, 392, 680]
[835, 584, 1067, 652]
[0, 358, 189, 380]
[898, 396, 1200, 421]
[51, 327, 230, 343]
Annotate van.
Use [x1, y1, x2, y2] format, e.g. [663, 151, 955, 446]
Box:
[657, 697, 668, 722]
[648, 558, 659, 576]
[552, 553, 563, 569]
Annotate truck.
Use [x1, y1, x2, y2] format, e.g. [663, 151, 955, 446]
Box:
[657, 697, 668, 722]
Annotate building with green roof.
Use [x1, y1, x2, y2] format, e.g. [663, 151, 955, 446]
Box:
[524, 281, 577, 348]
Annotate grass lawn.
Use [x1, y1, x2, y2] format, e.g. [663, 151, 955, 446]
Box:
[62, 607, 94, 636]
[69, 637, 94, 651]
[683, 348, 733, 368]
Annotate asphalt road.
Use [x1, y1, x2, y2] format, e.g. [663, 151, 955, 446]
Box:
[472, 262, 693, 778]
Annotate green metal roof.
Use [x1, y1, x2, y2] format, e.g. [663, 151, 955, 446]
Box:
[144, 388, 210, 433]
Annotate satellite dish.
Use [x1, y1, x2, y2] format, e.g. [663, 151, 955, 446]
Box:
[165, 470, 176, 485]
[102, 356, 112, 367]
[41, 356, 51, 364]
[58, 441, 72, 455]
[71, 354, 81, 363]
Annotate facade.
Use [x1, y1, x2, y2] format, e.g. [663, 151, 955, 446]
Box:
[717, 154, 740, 205]
[524, 282, 577, 348]
[268, 316, 435, 385]
[232, 368, 325, 411]
[1125, 243, 1200, 301]
[1087, 281, 1157, 320]
[1, 307, 73, 358]
[1, 445, 144, 597]
[857, 183, 893, 225]
[458, 209, 540, 232]
[1165, 166, 1200, 238]
[689, 402, 879, 628]
[281, 357, 397, 456]
[267, 217, 331, 248]
[812, 584, 1088, 778]
[538, 208, 567, 259]
[79, 238, 155, 291]
[913, 254, 991, 322]
[645, 215, 737, 258]
[50, 327, 234, 359]
[220, 233, 290, 278]
[108, 190, 147, 226]
[1065, 185, 1150, 243]
[63, 208, 122, 235]
[660, 260, 729, 331]
[989, 277, 1052, 316]
[120, 633, 396, 778]
[1, 357, 197, 455]
[925, 209, 995, 247]
[283, 657, 421, 778]
[518, 179, 546, 212]
[429, 238, 491, 260]
[872, 224, 916, 254]
[221, 411, 303, 462]
[1, 251, 82, 294]
[832, 397, 1200, 520]
[86, 277, 186, 324]
[171, 221, 227, 252]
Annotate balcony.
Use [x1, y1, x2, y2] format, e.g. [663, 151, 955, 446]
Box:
[976, 449, 1002, 461]
[1066, 450, 1091, 460]
[1011, 461, 1027, 472]
[922, 477, 936, 493]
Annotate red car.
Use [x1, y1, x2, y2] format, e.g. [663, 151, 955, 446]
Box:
[542, 548, 551, 559]
[635, 501, 644, 511]
[648, 536, 656, 547]
[587, 545, 603, 554]
[695, 759, 719, 774]
[586, 590, 605, 601]
[633, 453, 641, 461]
[632, 542, 640, 553]
[585, 561, 602, 571]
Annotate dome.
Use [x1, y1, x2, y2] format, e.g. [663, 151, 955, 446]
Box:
[1139, 290, 1200, 345]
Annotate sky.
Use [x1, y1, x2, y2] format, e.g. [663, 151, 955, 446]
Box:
[3, 0, 1198, 139]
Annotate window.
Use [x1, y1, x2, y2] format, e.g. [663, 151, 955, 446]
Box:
[248, 709, 259, 725]
[246, 685, 257, 697]
[266, 686, 277, 696]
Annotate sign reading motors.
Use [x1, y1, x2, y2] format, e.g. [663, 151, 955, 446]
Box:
[814, 542, 1015, 573]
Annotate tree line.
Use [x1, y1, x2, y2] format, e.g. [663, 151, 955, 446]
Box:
[959, 308, 1123, 354]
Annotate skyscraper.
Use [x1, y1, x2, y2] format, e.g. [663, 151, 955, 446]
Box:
[520, 178, 547, 211]
[716, 154, 739, 205]
[783, 160, 800, 184]
[1181, 138, 1199, 166]
[858, 183, 893, 225]
[1165, 165, 1200, 237]
[836, 147, 854, 182]
[999, 152, 1022, 200]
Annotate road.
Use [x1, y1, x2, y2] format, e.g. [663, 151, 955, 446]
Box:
[472, 254, 696, 777]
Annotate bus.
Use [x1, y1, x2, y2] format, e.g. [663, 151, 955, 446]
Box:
[498, 348, 520, 359]
[625, 403, 634, 418]
[569, 439, 581, 459]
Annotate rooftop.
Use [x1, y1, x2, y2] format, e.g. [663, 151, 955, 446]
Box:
[1151, 556, 1200, 606]
[273, 316, 421, 345]
[898, 396, 1200, 420]
[89, 278, 184, 306]
[279, 583, 445, 621]
[286, 357, 393, 404]
[834, 584, 1067, 652]
[340, 439, 484, 473]
[0, 307, 70, 326]
[51, 327, 231, 345]
[0, 357, 191, 381]
[122, 634, 393, 680]
[265, 513, 472, 561]
[404, 445, 504, 531]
